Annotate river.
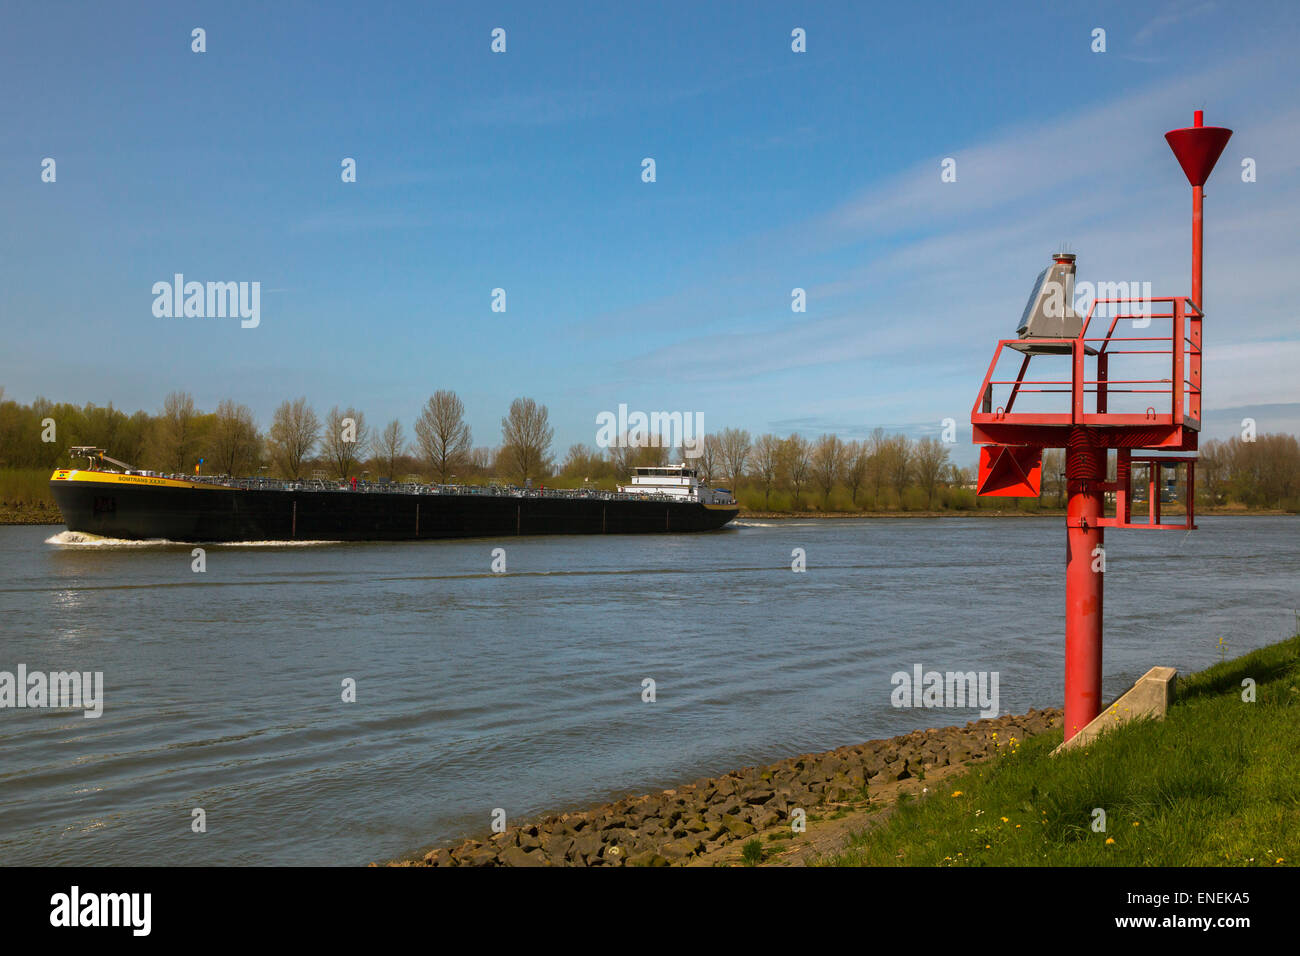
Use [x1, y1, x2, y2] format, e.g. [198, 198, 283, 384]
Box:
[0, 516, 1295, 865]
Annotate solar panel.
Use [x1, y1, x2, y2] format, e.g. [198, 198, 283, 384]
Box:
[1016, 266, 1051, 336]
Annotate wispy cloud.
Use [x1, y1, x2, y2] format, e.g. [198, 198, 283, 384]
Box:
[290, 208, 431, 234]
[1135, 1, 1218, 44]
[559, 40, 1300, 450]
[458, 62, 789, 128]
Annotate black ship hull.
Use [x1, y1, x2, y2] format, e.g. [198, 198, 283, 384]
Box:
[50, 477, 739, 542]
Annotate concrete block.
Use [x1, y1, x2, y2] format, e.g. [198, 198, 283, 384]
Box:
[1053, 666, 1177, 754]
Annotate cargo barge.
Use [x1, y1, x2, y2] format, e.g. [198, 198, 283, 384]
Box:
[49, 449, 739, 542]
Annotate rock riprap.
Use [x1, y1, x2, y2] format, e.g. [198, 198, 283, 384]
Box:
[389, 708, 1061, 867]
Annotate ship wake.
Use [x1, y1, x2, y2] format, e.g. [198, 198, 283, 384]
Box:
[46, 531, 340, 548]
[46, 531, 176, 547]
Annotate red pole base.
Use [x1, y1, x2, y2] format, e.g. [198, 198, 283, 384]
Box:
[1064, 429, 1105, 741]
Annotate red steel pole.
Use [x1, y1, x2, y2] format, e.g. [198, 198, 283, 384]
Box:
[1192, 184, 1203, 309]
[1064, 427, 1106, 741]
[1192, 110, 1204, 309]
[1191, 184, 1203, 310]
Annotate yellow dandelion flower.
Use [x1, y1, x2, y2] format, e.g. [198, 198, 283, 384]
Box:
[1105, 838, 1115, 845]
[1132, 821, 1140, 827]
[951, 791, 963, 797]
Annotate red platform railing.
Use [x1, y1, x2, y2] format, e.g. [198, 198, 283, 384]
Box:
[1100, 450, 1196, 531]
[971, 296, 1202, 450]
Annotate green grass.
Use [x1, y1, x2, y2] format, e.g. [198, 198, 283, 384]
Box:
[830, 634, 1300, 867]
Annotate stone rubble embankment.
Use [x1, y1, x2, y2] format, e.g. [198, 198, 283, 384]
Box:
[389, 708, 1062, 867]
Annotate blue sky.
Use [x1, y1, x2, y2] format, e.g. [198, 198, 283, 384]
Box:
[3, 0, 1298, 465]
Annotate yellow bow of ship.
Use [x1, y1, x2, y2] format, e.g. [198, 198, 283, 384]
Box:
[51, 469, 220, 490]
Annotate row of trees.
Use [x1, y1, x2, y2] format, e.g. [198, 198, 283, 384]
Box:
[0, 388, 555, 485]
[1032, 436, 1300, 512]
[1197, 435, 1300, 508]
[1, 387, 1296, 510]
[558, 428, 956, 510]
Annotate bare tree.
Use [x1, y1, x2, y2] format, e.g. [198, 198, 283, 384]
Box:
[642, 442, 672, 468]
[811, 433, 846, 507]
[151, 391, 199, 473]
[322, 406, 371, 479]
[561, 443, 615, 484]
[868, 426, 888, 505]
[885, 434, 913, 508]
[1040, 447, 1066, 507]
[414, 390, 473, 483]
[500, 397, 554, 483]
[912, 436, 951, 508]
[208, 400, 259, 476]
[695, 434, 721, 484]
[268, 397, 320, 479]
[1240, 433, 1300, 505]
[605, 434, 667, 477]
[779, 433, 812, 510]
[606, 439, 633, 480]
[752, 433, 781, 508]
[718, 427, 752, 489]
[458, 446, 494, 483]
[376, 418, 407, 481]
[562, 443, 590, 477]
[1196, 439, 1226, 506]
[844, 440, 869, 505]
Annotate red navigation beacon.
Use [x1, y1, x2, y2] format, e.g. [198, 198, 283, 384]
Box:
[970, 112, 1232, 741]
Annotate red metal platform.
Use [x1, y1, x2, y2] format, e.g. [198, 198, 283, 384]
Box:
[970, 110, 1230, 740]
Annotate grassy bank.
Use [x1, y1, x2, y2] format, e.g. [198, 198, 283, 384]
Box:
[0, 468, 61, 524]
[830, 634, 1300, 867]
[0, 468, 54, 504]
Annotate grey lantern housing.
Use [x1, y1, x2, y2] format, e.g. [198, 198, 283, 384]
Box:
[1009, 253, 1087, 355]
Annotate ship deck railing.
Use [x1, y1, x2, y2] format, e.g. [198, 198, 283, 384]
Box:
[90, 470, 730, 505]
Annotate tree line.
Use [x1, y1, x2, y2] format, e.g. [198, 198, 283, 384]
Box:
[1, 387, 1296, 511]
[0, 388, 554, 486]
[560, 428, 958, 511]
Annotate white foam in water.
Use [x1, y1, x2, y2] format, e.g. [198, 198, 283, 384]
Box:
[214, 540, 343, 547]
[46, 531, 175, 547]
[45, 531, 340, 548]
